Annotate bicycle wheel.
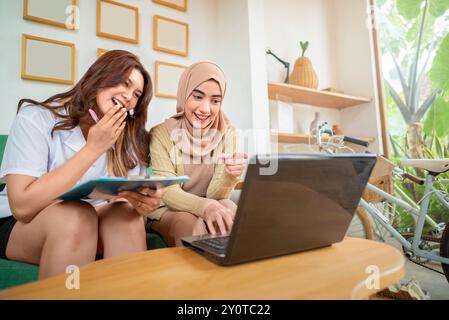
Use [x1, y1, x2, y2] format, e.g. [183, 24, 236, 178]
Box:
[440, 223, 449, 283]
[346, 207, 373, 239]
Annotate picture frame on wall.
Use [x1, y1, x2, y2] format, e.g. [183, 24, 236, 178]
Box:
[23, 0, 78, 30]
[97, 0, 139, 44]
[155, 61, 187, 99]
[97, 48, 109, 58]
[97, 48, 138, 59]
[153, 15, 189, 57]
[152, 0, 188, 12]
[21, 34, 75, 85]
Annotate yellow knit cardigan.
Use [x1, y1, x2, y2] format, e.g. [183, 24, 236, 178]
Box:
[147, 123, 240, 220]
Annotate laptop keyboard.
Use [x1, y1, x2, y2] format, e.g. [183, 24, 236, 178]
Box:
[192, 236, 230, 253]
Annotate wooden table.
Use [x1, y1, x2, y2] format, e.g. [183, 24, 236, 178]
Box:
[0, 237, 405, 300]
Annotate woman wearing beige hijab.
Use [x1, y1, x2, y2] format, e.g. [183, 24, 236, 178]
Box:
[147, 62, 246, 247]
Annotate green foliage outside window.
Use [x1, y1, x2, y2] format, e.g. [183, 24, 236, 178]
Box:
[376, 0, 449, 231]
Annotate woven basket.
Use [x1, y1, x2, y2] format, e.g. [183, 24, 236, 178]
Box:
[288, 56, 319, 89]
[362, 156, 395, 203]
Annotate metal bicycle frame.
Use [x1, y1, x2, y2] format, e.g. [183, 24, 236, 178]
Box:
[359, 174, 449, 264]
[313, 125, 449, 264]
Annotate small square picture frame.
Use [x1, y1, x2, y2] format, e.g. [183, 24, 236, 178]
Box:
[23, 0, 78, 30]
[155, 60, 187, 99]
[153, 15, 189, 57]
[21, 34, 75, 85]
[97, 0, 139, 44]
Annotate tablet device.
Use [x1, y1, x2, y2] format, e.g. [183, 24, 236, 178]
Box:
[58, 176, 190, 201]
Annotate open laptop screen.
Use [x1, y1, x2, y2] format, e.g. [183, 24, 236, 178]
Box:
[225, 154, 376, 264]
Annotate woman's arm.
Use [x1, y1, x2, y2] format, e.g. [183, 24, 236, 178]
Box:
[6, 105, 127, 223]
[149, 126, 215, 218]
[6, 145, 101, 223]
[207, 126, 241, 200]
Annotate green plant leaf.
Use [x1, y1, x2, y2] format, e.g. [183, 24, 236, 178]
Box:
[395, 181, 420, 208]
[386, 80, 412, 123]
[412, 89, 440, 122]
[405, 11, 435, 45]
[390, 134, 410, 158]
[397, 0, 423, 20]
[390, 52, 409, 100]
[429, 0, 449, 17]
[428, 132, 435, 150]
[435, 135, 444, 157]
[300, 41, 309, 56]
[423, 95, 449, 137]
[444, 141, 448, 158]
[430, 33, 449, 91]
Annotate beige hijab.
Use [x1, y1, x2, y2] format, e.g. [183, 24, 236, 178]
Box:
[165, 62, 229, 196]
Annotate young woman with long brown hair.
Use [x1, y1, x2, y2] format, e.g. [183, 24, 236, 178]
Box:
[0, 50, 161, 279]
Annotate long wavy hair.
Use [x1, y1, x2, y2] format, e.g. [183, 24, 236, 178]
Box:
[17, 50, 153, 176]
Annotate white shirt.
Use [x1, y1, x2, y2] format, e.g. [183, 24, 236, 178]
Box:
[0, 105, 145, 218]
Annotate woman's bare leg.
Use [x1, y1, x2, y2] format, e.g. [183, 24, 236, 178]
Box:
[5, 201, 98, 279]
[151, 210, 207, 247]
[97, 201, 146, 259]
[151, 200, 237, 247]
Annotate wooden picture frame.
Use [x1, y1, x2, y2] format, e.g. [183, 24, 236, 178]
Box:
[155, 61, 187, 99]
[21, 34, 75, 85]
[153, 15, 189, 57]
[97, 0, 139, 44]
[97, 48, 140, 60]
[97, 48, 109, 58]
[97, 48, 139, 59]
[152, 0, 188, 12]
[23, 0, 78, 30]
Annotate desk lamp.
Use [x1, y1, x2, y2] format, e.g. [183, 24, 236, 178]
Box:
[266, 48, 290, 83]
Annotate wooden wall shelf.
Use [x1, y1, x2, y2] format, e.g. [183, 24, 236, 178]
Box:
[268, 82, 371, 109]
[233, 133, 376, 191]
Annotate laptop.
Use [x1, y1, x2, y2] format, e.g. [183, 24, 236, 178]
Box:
[182, 153, 377, 265]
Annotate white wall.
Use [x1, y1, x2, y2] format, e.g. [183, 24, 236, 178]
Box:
[264, 0, 338, 88]
[0, 0, 382, 155]
[246, 0, 271, 154]
[145, 0, 219, 129]
[214, 0, 253, 132]
[213, 0, 271, 156]
[333, 0, 383, 154]
[0, 0, 223, 134]
[263, 0, 383, 154]
[264, 0, 341, 137]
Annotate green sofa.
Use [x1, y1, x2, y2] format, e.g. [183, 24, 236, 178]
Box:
[0, 134, 166, 290]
